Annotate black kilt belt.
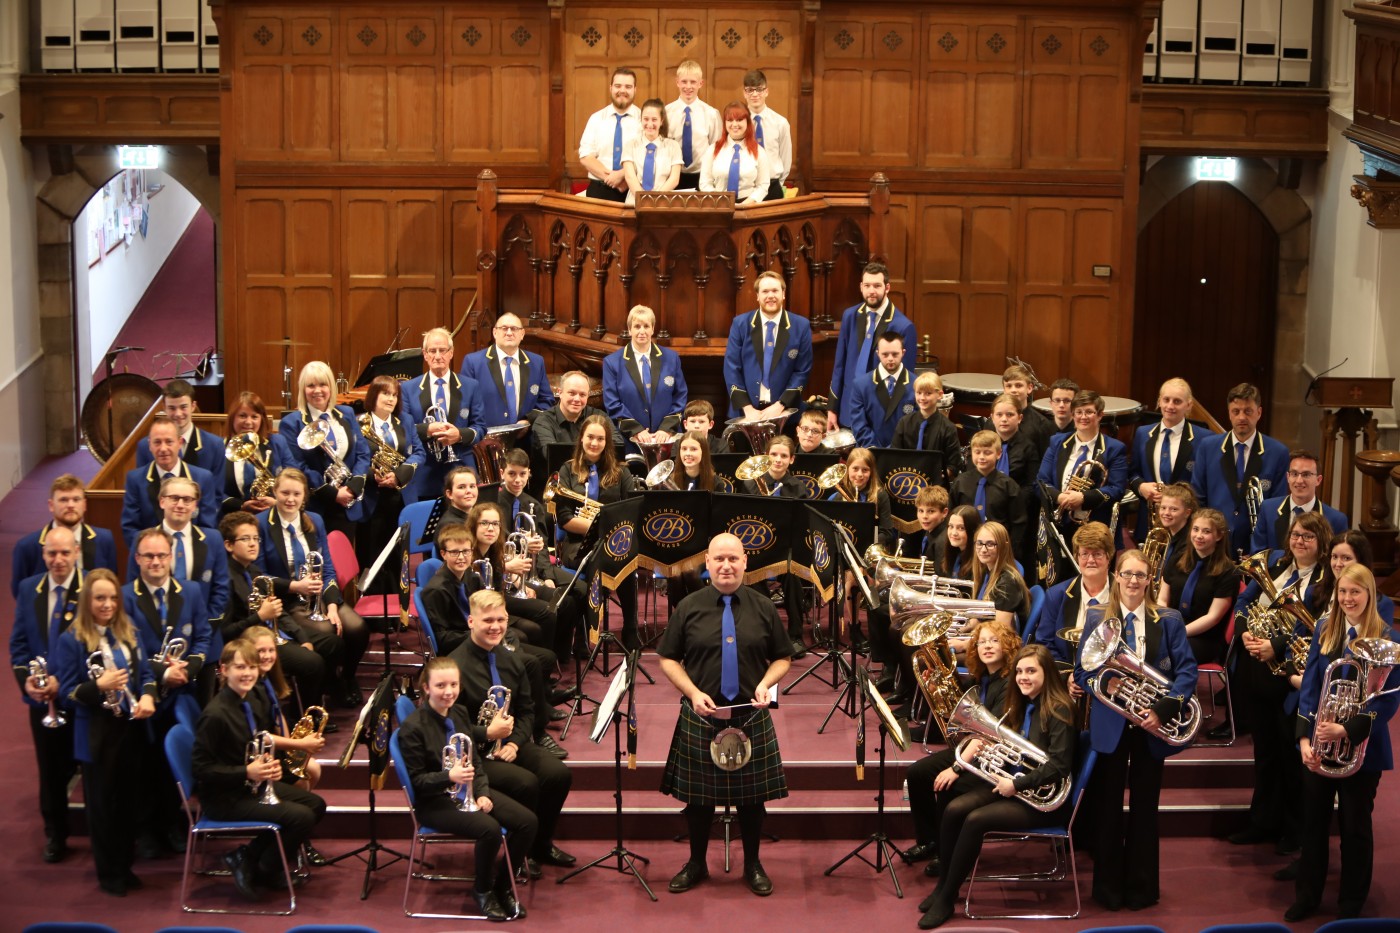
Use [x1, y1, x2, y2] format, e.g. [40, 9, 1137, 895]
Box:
[660, 699, 789, 806]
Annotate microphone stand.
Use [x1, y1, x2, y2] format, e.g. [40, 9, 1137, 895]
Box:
[557, 650, 656, 900]
[824, 666, 903, 897]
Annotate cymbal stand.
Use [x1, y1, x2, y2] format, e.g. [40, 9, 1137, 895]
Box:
[824, 667, 903, 897]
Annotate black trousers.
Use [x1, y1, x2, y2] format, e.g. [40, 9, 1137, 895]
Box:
[137, 705, 183, 845]
[1296, 767, 1381, 913]
[929, 786, 1066, 905]
[506, 594, 557, 653]
[81, 715, 145, 889]
[1237, 652, 1300, 843]
[276, 637, 333, 712]
[357, 487, 405, 595]
[1090, 727, 1164, 904]
[584, 179, 627, 203]
[416, 791, 538, 891]
[291, 605, 369, 681]
[28, 705, 76, 844]
[203, 782, 327, 871]
[906, 748, 983, 846]
[482, 742, 572, 858]
[590, 574, 640, 652]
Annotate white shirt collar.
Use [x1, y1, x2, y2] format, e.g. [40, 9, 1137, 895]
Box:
[1290, 496, 1316, 512]
[1232, 430, 1257, 449]
[49, 571, 76, 592]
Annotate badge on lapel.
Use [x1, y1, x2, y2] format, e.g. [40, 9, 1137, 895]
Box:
[663, 375, 675, 387]
[787, 349, 798, 359]
[201, 569, 212, 583]
[529, 384, 540, 395]
[903, 403, 916, 415]
[1260, 479, 1272, 493]
[181, 623, 193, 637]
[1185, 460, 1195, 473]
[460, 407, 471, 420]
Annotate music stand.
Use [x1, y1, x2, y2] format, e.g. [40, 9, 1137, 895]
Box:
[360, 527, 411, 677]
[326, 674, 412, 898]
[557, 650, 656, 900]
[815, 521, 876, 732]
[825, 665, 910, 897]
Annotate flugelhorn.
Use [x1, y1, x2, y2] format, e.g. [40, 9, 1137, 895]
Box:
[443, 732, 480, 811]
[423, 404, 460, 464]
[296, 419, 362, 500]
[28, 656, 68, 728]
[1080, 616, 1202, 746]
[87, 640, 140, 716]
[357, 413, 407, 478]
[283, 705, 328, 779]
[1311, 636, 1400, 778]
[246, 730, 281, 804]
[542, 473, 603, 523]
[477, 685, 511, 758]
[225, 433, 277, 498]
[950, 687, 1072, 812]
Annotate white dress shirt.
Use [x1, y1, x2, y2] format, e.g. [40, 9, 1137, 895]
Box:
[747, 106, 792, 182]
[578, 104, 642, 180]
[307, 407, 348, 454]
[1155, 423, 1182, 482]
[665, 97, 723, 173]
[699, 141, 773, 203]
[621, 135, 683, 203]
[1061, 436, 1102, 490]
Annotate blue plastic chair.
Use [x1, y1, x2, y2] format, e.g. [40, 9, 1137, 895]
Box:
[1075, 927, 1166, 933]
[1025, 584, 1046, 639]
[285, 926, 382, 933]
[23, 925, 122, 933]
[413, 558, 445, 655]
[396, 692, 418, 725]
[389, 729, 520, 919]
[1316, 921, 1400, 933]
[963, 731, 1098, 920]
[1200, 924, 1295, 933]
[154, 927, 247, 933]
[174, 692, 202, 730]
[401, 500, 439, 558]
[416, 557, 443, 591]
[164, 723, 297, 915]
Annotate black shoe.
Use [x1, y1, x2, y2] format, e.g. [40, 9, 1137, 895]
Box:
[1338, 905, 1363, 920]
[669, 860, 709, 893]
[224, 846, 261, 901]
[790, 643, 809, 660]
[136, 834, 167, 860]
[523, 857, 542, 880]
[919, 891, 937, 912]
[538, 735, 569, 760]
[496, 885, 525, 920]
[1273, 859, 1299, 881]
[924, 857, 941, 877]
[472, 889, 509, 922]
[549, 685, 574, 705]
[42, 839, 68, 863]
[1093, 890, 1124, 912]
[918, 897, 954, 929]
[1126, 894, 1158, 911]
[548, 706, 568, 722]
[538, 844, 576, 868]
[322, 720, 340, 734]
[876, 677, 898, 697]
[1228, 827, 1272, 845]
[340, 680, 364, 707]
[1275, 837, 1300, 856]
[1284, 901, 1317, 922]
[303, 842, 329, 867]
[98, 878, 127, 897]
[123, 871, 144, 891]
[743, 861, 773, 896]
[1206, 722, 1235, 740]
[902, 842, 936, 863]
[851, 637, 871, 654]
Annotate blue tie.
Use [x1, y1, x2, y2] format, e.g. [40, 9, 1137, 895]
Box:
[612, 113, 624, 170]
[857, 310, 878, 372]
[435, 377, 447, 412]
[886, 375, 897, 396]
[762, 320, 777, 385]
[172, 531, 187, 581]
[455, 582, 470, 615]
[381, 421, 394, 446]
[1073, 443, 1089, 472]
[640, 354, 652, 400]
[642, 142, 656, 190]
[727, 143, 741, 194]
[154, 586, 167, 626]
[264, 679, 285, 734]
[917, 418, 929, 449]
[503, 357, 518, 423]
[1281, 568, 1301, 592]
[720, 594, 739, 701]
[1345, 626, 1358, 657]
[974, 476, 987, 517]
[587, 464, 599, 501]
[997, 446, 1009, 474]
[1235, 441, 1247, 480]
[769, 482, 782, 497]
[1022, 701, 1036, 738]
[50, 584, 66, 646]
[290, 528, 306, 576]
[486, 650, 502, 688]
[681, 106, 693, 165]
[240, 700, 257, 736]
[754, 113, 764, 148]
[1158, 427, 1173, 482]
[1122, 611, 1137, 654]
[320, 412, 336, 451]
[1179, 559, 1203, 613]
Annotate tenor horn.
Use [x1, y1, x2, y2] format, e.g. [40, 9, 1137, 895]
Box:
[225, 433, 276, 498]
[283, 705, 328, 780]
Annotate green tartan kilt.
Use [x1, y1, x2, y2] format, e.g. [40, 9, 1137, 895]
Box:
[660, 700, 789, 806]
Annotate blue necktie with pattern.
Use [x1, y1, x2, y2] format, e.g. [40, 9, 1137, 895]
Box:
[50, 584, 66, 646]
[612, 113, 624, 170]
[1122, 611, 1137, 654]
[435, 377, 447, 413]
[974, 476, 987, 517]
[1158, 426, 1173, 482]
[762, 320, 776, 387]
[720, 594, 739, 701]
[172, 531, 187, 581]
[682, 106, 693, 165]
[1235, 441, 1247, 480]
[754, 113, 765, 148]
[727, 143, 741, 194]
[503, 357, 518, 423]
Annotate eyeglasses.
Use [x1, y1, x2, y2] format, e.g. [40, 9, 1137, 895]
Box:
[494, 325, 522, 334]
[1287, 471, 1318, 479]
[1289, 531, 1317, 542]
[743, 85, 767, 94]
[443, 548, 472, 558]
[974, 541, 998, 550]
[796, 426, 824, 436]
[137, 552, 171, 562]
[478, 520, 502, 528]
[423, 346, 453, 356]
[162, 495, 197, 505]
[1118, 570, 1149, 582]
[231, 535, 259, 545]
[1077, 551, 1106, 563]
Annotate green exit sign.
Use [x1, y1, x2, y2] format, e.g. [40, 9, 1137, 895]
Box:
[1194, 157, 1237, 182]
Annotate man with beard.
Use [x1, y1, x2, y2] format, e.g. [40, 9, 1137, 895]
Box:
[722, 271, 812, 421]
[827, 262, 916, 432]
[578, 67, 641, 203]
[12, 474, 117, 596]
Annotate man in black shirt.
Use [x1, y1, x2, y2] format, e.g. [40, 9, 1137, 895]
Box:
[448, 590, 575, 877]
[659, 533, 793, 897]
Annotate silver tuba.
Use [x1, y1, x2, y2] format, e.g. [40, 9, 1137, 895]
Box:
[477, 685, 511, 759]
[645, 458, 682, 490]
[1080, 616, 1202, 746]
[443, 732, 480, 811]
[424, 404, 461, 463]
[949, 687, 1072, 812]
[888, 575, 994, 634]
[28, 656, 68, 729]
[1311, 636, 1400, 778]
[246, 730, 281, 805]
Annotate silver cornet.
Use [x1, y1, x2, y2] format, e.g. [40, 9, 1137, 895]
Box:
[245, 730, 281, 805]
[28, 656, 68, 728]
[473, 558, 493, 592]
[477, 685, 511, 758]
[299, 551, 329, 623]
[443, 732, 480, 811]
[87, 641, 140, 716]
[424, 404, 460, 463]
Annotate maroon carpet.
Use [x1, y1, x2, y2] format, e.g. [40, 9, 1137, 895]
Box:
[91, 208, 217, 387]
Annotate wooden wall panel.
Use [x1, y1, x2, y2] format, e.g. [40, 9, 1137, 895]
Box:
[445, 13, 548, 163]
[921, 20, 1020, 168]
[340, 15, 440, 161]
[232, 13, 334, 159]
[446, 193, 481, 335]
[343, 191, 444, 363]
[814, 17, 918, 167]
[1023, 21, 1127, 169]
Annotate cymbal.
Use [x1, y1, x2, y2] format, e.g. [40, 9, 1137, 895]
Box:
[264, 338, 311, 347]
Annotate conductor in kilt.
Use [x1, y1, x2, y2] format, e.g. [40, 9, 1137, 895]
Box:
[658, 533, 793, 897]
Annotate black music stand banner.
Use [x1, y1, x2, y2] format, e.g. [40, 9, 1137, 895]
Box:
[712, 453, 750, 494]
[711, 492, 795, 583]
[593, 497, 644, 590]
[792, 506, 838, 601]
[873, 447, 943, 534]
[635, 490, 713, 576]
[788, 452, 841, 500]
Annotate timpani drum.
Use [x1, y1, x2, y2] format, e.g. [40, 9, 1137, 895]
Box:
[941, 373, 1004, 443]
[1032, 395, 1143, 439]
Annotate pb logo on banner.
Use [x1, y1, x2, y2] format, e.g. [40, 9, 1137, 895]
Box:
[873, 448, 944, 533]
[727, 515, 777, 551]
[643, 510, 695, 546]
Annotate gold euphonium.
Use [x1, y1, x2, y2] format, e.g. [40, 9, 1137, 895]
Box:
[1141, 498, 1170, 587]
[720, 408, 795, 454]
[283, 705, 328, 779]
[907, 627, 963, 739]
[225, 433, 277, 498]
[358, 413, 407, 479]
[1311, 636, 1400, 778]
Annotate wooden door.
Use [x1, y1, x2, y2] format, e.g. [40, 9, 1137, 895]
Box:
[1132, 181, 1278, 429]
